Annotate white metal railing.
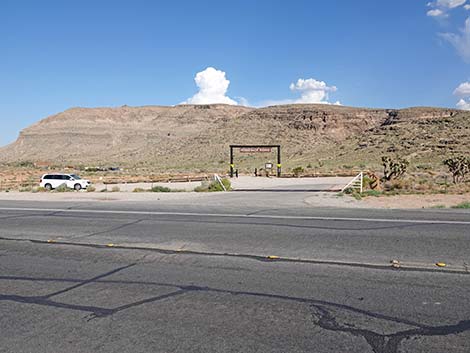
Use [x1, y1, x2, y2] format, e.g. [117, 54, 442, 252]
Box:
[341, 171, 363, 193]
[214, 174, 227, 191]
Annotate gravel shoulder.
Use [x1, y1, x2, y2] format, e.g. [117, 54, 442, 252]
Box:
[2, 191, 468, 210]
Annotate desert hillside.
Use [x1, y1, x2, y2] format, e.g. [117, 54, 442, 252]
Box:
[0, 104, 466, 172]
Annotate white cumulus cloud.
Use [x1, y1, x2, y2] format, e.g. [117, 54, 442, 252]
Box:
[289, 78, 339, 104]
[440, 17, 470, 62]
[182, 67, 237, 105]
[263, 77, 340, 106]
[454, 81, 470, 95]
[456, 98, 470, 109]
[453, 81, 470, 109]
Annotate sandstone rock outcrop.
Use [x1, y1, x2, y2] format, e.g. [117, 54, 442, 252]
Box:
[0, 104, 464, 171]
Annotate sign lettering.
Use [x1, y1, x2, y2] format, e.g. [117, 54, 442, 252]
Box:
[239, 147, 272, 153]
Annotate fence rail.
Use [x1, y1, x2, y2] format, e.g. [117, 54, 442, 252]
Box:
[341, 172, 364, 193]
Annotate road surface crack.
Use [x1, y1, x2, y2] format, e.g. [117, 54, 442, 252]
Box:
[310, 304, 470, 353]
[1, 266, 469, 353]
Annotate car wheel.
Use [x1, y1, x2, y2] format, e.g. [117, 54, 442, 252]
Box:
[74, 184, 82, 191]
[45, 184, 52, 191]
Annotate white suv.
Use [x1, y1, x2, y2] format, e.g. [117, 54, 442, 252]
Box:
[40, 174, 91, 191]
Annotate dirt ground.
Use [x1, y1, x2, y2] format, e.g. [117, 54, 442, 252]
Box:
[0, 174, 468, 209]
[360, 193, 470, 209]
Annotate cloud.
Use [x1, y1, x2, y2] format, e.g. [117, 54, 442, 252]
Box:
[456, 98, 470, 109]
[289, 78, 338, 103]
[263, 77, 340, 106]
[436, 0, 467, 9]
[439, 17, 470, 62]
[454, 81, 470, 95]
[428, 0, 467, 9]
[427, 9, 446, 17]
[182, 67, 237, 105]
[236, 96, 250, 107]
[453, 81, 470, 109]
[465, 4, 470, 9]
[427, 0, 467, 17]
[436, 0, 467, 8]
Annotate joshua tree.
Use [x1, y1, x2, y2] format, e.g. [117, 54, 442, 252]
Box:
[444, 156, 469, 184]
[381, 156, 409, 181]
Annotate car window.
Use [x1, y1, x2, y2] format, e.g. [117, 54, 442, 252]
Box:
[43, 175, 52, 180]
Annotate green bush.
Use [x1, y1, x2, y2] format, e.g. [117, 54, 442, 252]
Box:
[150, 186, 171, 192]
[111, 186, 120, 192]
[195, 178, 231, 192]
[350, 191, 362, 200]
[194, 184, 208, 192]
[54, 184, 71, 192]
[133, 187, 146, 193]
[452, 201, 470, 209]
[292, 166, 304, 177]
[208, 181, 224, 192]
[361, 190, 383, 197]
[16, 161, 35, 168]
[210, 178, 231, 191]
[221, 178, 231, 190]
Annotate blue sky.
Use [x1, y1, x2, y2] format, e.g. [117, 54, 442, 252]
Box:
[1, 0, 470, 146]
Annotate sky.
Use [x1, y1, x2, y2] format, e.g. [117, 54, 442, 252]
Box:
[1, 0, 470, 146]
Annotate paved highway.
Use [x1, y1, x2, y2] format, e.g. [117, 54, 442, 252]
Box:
[0, 195, 469, 352]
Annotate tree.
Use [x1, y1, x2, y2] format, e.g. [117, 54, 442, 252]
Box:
[381, 156, 409, 181]
[443, 156, 469, 184]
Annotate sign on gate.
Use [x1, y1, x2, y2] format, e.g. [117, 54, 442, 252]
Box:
[229, 145, 282, 178]
[240, 147, 272, 153]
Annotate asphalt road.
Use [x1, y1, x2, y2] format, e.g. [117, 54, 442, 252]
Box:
[1, 195, 469, 352]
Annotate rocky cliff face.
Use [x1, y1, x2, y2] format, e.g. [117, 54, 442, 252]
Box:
[0, 104, 462, 171]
